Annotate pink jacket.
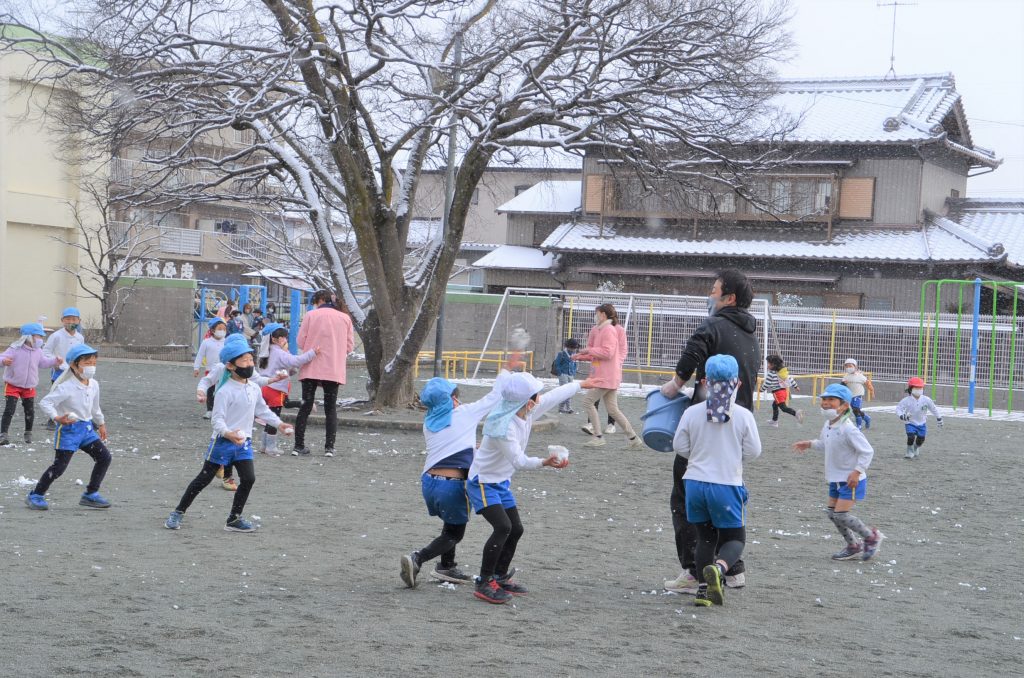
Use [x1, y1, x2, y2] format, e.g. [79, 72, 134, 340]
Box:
[576, 321, 626, 389]
[297, 306, 355, 384]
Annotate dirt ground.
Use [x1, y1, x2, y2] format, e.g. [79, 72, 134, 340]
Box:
[0, 361, 1021, 677]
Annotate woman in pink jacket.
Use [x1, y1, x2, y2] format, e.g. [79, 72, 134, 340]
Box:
[292, 290, 356, 457]
[574, 304, 641, 449]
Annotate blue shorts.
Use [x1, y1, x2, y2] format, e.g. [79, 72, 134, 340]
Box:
[850, 396, 863, 409]
[828, 478, 867, 501]
[421, 473, 470, 525]
[205, 436, 254, 466]
[54, 420, 100, 452]
[684, 479, 748, 529]
[467, 478, 516, 513]
[905, 423, 927, 438]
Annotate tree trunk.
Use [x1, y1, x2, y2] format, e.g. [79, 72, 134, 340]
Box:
[100, 291, 117, 343]
[359, 307, 419, 408]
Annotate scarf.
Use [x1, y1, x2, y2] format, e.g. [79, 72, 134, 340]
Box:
[706, 378, 739, 423]
[482, 372, 544, 439]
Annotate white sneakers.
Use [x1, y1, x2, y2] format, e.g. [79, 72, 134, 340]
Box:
[725, 572, 746, 588]
[605, 424, 617, 434]
[583, 437, 607, 448]
[664, 571, 699, 594]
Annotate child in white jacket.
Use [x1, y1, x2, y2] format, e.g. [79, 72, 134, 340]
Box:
[896, 376, 942, 459]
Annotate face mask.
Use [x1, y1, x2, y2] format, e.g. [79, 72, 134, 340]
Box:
[81, 366, 96, 379]
[233, 365, 254, 379]
[34, 338, 44, 348]
[845, 367, 855, 374]
[707, 296, 718, 315]
[213, 330, 226, 339]
[911, 388, 923, 397]
[821, 407, 838, 420]
[65, 324, 79, 333]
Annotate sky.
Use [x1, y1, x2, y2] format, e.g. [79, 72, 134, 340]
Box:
[782, 0, 1024, 198]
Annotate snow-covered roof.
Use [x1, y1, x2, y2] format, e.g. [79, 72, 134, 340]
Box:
[242, 268, 314, 291]
[496, 180, 581, 214]
[472, 245, 555, 270]
[953, 199, 1024, 267]
[395, 144, 583, 173]
[541, 219, 1005, 265]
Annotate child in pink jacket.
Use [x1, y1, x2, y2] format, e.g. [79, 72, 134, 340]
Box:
[1, 323, 60, 445]
[574, 304, 641, 449]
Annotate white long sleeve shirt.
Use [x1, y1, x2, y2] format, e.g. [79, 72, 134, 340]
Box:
[673, 403, 761, 486]
[422, 387, 503, 472]
[842, 371, 869, 397]
[42, 328, 85, 370]
[810, 416, 874, 482]
[211, 377, 282, 439]
[193, 336, 225, 371]
[469, 381, 580, 483]
[895, 395, 940, 426]
[197, 363, 270, 393]
[40, 377, 104, 426]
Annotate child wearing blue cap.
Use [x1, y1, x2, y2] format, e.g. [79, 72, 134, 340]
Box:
[41, 307, 86, 430]
[194, 317, 229, 420]
[1, 323, 59, 445]
[672, 354, 761, 607]
[166, 337, 293, 532]
[399, 374, 506, 589]
[256, 323, 318, 456]
[27, 344, 112, 510]
[793, 383, 884, 562]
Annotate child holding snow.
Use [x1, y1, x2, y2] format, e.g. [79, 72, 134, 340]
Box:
[165, 339, 293, 532]
[792, 383, 883, 562]
[841, 358, 875, 430]
[194, 317, 228, 419]
[256, 323, 317, 456]
[1, 323, 60, 445]
[469, 371, 593, 604]
[672, 354, 761, 607]
[761, 354, 802, 428]
[896, 377, 942, 459]
[399, 374, 507, 589]
[27, 344, 113, 511]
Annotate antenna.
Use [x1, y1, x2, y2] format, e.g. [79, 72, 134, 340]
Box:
[878, 1, 917, 79]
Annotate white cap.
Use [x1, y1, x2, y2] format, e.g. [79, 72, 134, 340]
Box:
[843, 358, 857, 367]
[499, 372, 544, 401]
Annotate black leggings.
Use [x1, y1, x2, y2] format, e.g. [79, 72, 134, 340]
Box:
[418, 522, 467, 569]
[694, 523, 746, 583]
[478, 505, 524, 580]
[34, 440, 111, 495]
[264, 406, 283, 434]
[670, 455, 744, 576]
[294, 379, 339, 449]
[907, 434, 926, 447]
[205, 384, 215, 412]
[2, 395, 34, 433]
[771, 401, 797, 421]
[175, 459, 255, 518]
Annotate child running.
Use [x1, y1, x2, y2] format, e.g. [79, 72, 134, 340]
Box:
[551, 338, 579, 414]
[1, 323, 59, 445]
[165, 338, 293, 532]
[469, 371, 593, 604]
[896, 377, 942, 459]
[841, 358, 875, 430]
[672, 355, 761, 607]
[792, 383, 884, 562]
[256, 323, 317, 456]
[399, 374, 507, 589]
[26, 344, 113, 510]
[41, 307, 85, 430]
[761, 354, 802, 428]
[194, 317, 228, 420]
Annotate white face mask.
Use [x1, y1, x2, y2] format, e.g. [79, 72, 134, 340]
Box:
[911, 388, 923, 397]
[845, 366, 855, 374]
[81, 365, 96, 379]
[821, 407, 838, 420]
[213, 329, 227, 339]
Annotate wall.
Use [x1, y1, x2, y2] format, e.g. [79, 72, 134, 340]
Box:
[919, 149, 969, 214]
[842, 156, 922, 226]
[111, 277, 197, 349]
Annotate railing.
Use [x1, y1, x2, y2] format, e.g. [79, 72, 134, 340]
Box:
[160, 226, 204, 255]
[105, 221, 274, 262]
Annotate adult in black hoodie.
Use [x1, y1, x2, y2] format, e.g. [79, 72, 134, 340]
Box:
[661, 270, 760, 591]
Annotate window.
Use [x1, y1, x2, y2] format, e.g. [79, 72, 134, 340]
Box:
[838, 177, 875, 220]
[771, 180, 792, 214]
[471, 188, 480, 205]
[950, 189, 960, 199]
[514, 184, 532, 196]
[865, 297, 894, 311]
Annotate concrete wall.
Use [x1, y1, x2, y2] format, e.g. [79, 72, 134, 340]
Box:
[112, 277, 197, 349]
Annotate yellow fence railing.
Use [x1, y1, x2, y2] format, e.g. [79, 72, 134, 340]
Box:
[414, 350, 535, 380]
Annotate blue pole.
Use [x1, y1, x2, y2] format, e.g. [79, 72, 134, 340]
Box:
[968, 277, 982, 413]
[288, 289, 302, 353]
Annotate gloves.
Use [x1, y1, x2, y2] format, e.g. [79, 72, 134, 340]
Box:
[660, 378, 681, 398]
[898, 413, 908, 421]
[937, 418, 944, 429]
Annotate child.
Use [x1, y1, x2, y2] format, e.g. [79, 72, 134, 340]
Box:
[227, 310, 246, 336]
[792, 383, 883, 562]
[194, 318, 228, 420]
[896, 377, 942, 459]
[841, 358, 875, 429]
[551, 338, 579, 414]
[1, 323, 59, 445]
[399, 374, 506, 589]
[41, 307, 86, 430]
[761, 354, 802, 428]
[256, 323, 317, 456]
[27, 344, 112, 510]
[672, 354, 761, 607]
[165, 339, 293, 532]
[469, 371, 593, 604]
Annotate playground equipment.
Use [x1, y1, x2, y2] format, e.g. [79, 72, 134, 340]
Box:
[195, 284, 268, 347]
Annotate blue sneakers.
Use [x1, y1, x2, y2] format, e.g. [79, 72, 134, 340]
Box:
[224, 516, 257, 532]
[863, 414, 872, 430]
[165, 510, 184, 530]
[25, 493, 49, 510]
[79, 491, 111, 508]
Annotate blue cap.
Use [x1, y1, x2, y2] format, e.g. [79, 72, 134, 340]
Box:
[20, 322, 45, 337]
[706, 354, 739, 381]
[261, 322, 285, 336]
[420, 378, 457, 432]
[820, 383, 852, 403]
[220, 340, 253, 364]
[61, 307, 81, 319]
[66, 344, 98, 365]
[208, 317, 227, 330]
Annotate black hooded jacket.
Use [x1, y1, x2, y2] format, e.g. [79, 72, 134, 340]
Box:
[674, 305, 760, 409]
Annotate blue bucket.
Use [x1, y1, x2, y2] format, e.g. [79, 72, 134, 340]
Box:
[639, 390, 690, 452]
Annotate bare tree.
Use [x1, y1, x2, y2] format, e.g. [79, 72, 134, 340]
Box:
[1, 0, 793, 406]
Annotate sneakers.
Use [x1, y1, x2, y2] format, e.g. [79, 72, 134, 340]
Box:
[862, 528, 885, 561]
[202, 411, 212, 420]
[45, 420, 56, 431]
[694, 585, 713, 607]
[224, 516, 257, 532]
[221, 477, 238, 491]
[400, 552, 421, 588]
[581, 423, 595, 435]
[79, 491, 111, 508]
[627, 436, 642, 450]
[604, 424, 617, 434]
[831, 543, 863, 560]
[583, 437, 606, 448]
[496, 570, 528, 595]
[664, 570, 700, 595]
[165, 510, 183, 530]
[291, 447, 311, 457]
[23, 431, 31, 444]
[262, 434, 280, 456]
[725, 572, 746, 589]
[795, 410, 804, 425]
[474, 576, 512, 604]
[863, 414, 872, 430]
[765, 420, 779, 428]
[324, 449, 335, 458]
[25, 493, 49, 510]
[430, 564, 473, 584]
[558, 408, 575, 415]
[904, 447, 915, 459]
[702, 564, 725, 605]
[0, 432, 8, 446]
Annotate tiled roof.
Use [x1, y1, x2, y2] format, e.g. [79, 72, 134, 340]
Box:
[954, 199, 1024, 267]
[496, 180, 581, 214]
[472, 245, 555, 270]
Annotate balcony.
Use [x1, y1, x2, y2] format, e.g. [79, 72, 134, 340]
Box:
[107, 221, 269, 264]
[109, 157, 286, 197]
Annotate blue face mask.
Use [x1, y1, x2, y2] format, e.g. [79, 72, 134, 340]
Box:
[707, 296, 718, 315]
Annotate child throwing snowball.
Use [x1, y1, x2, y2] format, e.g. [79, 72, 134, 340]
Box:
[1, 323, 59, 445]
[896, 377, 942, 459]
[792, 383, 883, 562]
[256, 323, 318, 456]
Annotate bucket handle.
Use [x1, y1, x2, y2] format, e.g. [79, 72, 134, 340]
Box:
[640, 393, 688, 421]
